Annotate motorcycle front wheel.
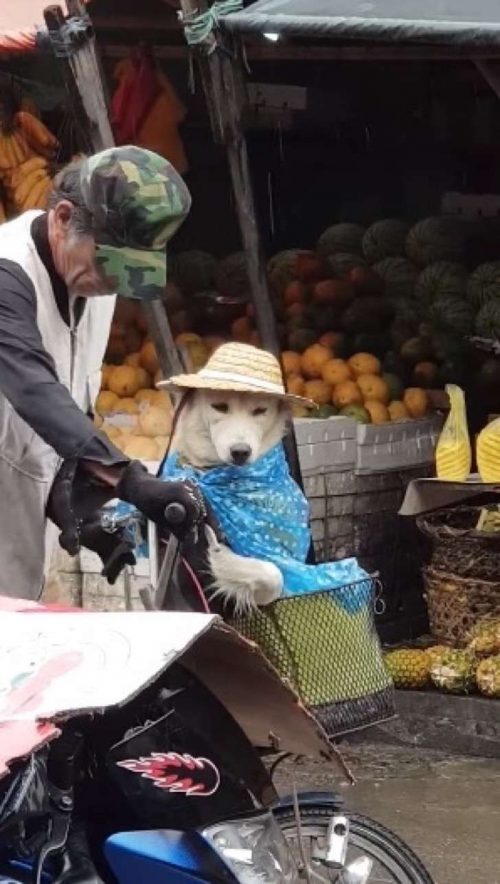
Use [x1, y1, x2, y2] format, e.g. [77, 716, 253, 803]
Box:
[275, 804, 434, 884]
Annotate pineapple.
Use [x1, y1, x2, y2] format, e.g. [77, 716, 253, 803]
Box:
[467, 618, 500, 658]
[425, 645, 449, 668]
[384, 649, 430, 689]
[430, 649, 476, 694]
[476, 655, 500, 698]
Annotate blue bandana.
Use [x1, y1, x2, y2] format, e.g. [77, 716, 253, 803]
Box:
[161, 444, 371, 612]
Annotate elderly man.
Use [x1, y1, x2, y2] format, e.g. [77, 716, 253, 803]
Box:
[0, 145, 200, 600]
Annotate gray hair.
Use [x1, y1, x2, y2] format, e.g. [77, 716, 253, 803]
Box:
[47, 157, 93, 236]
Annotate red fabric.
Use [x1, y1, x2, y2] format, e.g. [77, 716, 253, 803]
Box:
[112, 54, 161, 144]
[0, 0, 91, 54]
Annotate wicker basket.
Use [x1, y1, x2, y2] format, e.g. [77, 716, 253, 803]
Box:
[229, 580, 395, 739]
[423, 566, 500, 646]
[417, 506, 500, 581]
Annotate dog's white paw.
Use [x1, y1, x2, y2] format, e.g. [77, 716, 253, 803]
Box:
[251, 562, 283, 606]
[207, 538, 283, 614]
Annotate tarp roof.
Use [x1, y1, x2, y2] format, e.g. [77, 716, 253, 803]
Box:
[222, 0, 500, 46]
[0, 0, 91, 54]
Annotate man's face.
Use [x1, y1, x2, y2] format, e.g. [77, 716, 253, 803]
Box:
[48, 201, 116, 298]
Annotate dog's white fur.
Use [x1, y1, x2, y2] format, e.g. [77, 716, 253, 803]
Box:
[171, 389, 290, 613]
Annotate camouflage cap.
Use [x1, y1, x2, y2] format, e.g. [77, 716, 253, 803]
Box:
[80, 146, 191, 300]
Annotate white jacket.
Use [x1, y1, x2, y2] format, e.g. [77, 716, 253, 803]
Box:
[0, 211, 115, 599]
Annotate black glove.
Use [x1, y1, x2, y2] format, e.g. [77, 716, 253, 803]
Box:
[47, 459, 117, 557]
[116, 461, 206, 539]
[77, 515, 136, 584]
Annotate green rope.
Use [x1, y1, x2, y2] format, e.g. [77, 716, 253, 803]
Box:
[181, 0, 243, 48]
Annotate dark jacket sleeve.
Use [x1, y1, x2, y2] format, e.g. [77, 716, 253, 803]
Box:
[0, 259, 127, 465]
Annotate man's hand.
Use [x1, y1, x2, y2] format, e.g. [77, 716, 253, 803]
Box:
[77, 516, 136, 584]
[116, 461, 206, 538]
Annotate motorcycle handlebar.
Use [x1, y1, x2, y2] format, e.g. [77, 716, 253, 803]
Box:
[164, 501, 188, 526]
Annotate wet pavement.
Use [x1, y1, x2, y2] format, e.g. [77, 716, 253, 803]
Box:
[275, 742, 500, 884]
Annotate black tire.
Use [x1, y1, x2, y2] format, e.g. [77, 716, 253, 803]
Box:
[275, 804, 434, 884]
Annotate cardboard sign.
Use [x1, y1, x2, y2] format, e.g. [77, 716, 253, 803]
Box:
[0, 601, 334, 779]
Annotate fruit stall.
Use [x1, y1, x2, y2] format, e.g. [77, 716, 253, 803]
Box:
[2, 0, 500, 682]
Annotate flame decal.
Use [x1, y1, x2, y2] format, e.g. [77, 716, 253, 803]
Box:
[116, 751, 220, 797]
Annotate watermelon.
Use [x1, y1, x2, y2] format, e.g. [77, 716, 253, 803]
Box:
[467, 262, 500, 309]
[317, 223, 365, 257]
[392, 297, 422, 325]
[374, 257, 418, 300]
[215, 252, 249, 297]
[362, 219, 409, 262]
[405, 216, 465, 267]
[475, 301, 500, 339]
[267, 249, 301, 295]
[173, 250, 217, 295]
[429, 296, 475, 336]
[342, 296, 392, 334]
[327, 252, 367, 278]
[415, 261, 467, 306]
[383, 372, 404, 401]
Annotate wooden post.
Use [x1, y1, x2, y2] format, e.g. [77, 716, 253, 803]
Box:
[177, 0, 308, 501]
[43, 2, 182, 376]
[178, 0, 279, 357]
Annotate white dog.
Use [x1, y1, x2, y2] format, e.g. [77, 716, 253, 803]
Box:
[171, 389, 290, 612]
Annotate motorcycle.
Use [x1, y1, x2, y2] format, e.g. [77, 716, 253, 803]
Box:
[0, 500, 434, 884]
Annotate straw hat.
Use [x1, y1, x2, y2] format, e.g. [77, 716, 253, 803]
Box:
[159, 342, 314, 407]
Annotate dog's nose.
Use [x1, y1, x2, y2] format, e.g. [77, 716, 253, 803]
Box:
[230, 443, 251, 465]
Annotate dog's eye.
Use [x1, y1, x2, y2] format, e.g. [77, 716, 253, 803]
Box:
[211, 403, 229, 414]
[252, 407, 267, 416]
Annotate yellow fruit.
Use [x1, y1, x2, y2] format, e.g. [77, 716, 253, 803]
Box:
[286, 375, 306, 397]
[477, 419, 500, 483]
[95, 390, 119, 415]
[183, 341, 209, 371]
[364, 400, 390, 424]
[102, 424, 122, 442]
[357, 373, 390, 404]
[155, 436, 170, 456]
[321, 358, 352, 387]
[100, 364, 114, 390]
[108, 365, 142, 397]
[175, 332, 202, 345]
[332, 380, 363, 409]
[282, 351, 302, 376]
[403, 387, 429, 419]
[122, 435, 159, 461]
[135, 389, 160, 407]
[303, 379, 332, 406]
[125, 352, 141, 367]
[425, 645, 450, 668]
[388, 400, 410, 421]
[110, 397, 139, 415]
[139, 405, 173, 437]
[301, 344, 333, 379]
[476, 655, 500, 698]
[140, 340, 159, 376]
[384, 649, 430, 689]
[348, 352, 381, 378]
[134, 366, 151, 389]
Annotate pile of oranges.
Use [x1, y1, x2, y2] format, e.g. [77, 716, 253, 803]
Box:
[283, 344, 429, 424]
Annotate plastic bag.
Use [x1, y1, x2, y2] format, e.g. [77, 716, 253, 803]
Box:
[435, 384, 471, 481]
[477, 417, 500, 483]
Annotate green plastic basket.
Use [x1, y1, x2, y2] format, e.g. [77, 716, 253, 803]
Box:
[230, 580, 395, 739]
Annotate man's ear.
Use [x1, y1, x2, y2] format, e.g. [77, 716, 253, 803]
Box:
[51, 199, 74, 231]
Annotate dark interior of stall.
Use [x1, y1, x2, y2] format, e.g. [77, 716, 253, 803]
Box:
[3, 0, 500, 640]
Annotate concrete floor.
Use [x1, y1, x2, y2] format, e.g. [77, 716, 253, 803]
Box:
[275, 743, 500, 884]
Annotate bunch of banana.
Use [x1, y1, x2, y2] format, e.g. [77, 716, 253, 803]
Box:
[5, 156, 53, 212]
[0, 128, 32, 170]
[15, 112, 58, 158]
